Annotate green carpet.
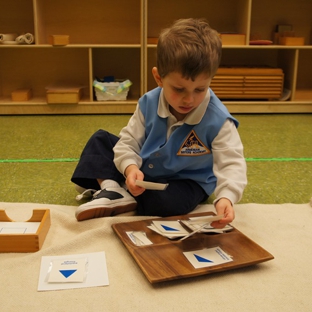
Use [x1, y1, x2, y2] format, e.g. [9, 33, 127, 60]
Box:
[0, 114, 311, 205]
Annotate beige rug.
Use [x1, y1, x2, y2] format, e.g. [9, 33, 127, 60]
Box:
[1, 201, 311, 312]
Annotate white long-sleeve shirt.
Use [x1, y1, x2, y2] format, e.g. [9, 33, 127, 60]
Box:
[113, 88, 247, 205]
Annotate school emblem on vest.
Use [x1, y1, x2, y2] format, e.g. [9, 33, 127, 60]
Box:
[177, 130, 211, 156]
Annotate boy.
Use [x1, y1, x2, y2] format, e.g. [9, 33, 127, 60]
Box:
[71, 18, 247, 228]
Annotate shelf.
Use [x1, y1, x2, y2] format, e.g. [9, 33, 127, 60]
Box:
[0, 101, 137, 115]
[0, 44, 142, 48]
[144, 0, 312, 113]
[34, 0, 141, 45]
[224, 101, 312, 113]
[1, 0, 312, 114]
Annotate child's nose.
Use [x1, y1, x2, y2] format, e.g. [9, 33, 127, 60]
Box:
[183, 92, 193, 103]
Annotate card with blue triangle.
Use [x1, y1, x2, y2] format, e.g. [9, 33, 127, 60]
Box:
[38, 252, 109, 291]
[152, 220, 189, 235]
[183, 247, 233, 269]
[47, 258, 87, 283]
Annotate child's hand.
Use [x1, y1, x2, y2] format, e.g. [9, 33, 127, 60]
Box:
[125, 164, 145, 196]
[211, 198, 235, 229]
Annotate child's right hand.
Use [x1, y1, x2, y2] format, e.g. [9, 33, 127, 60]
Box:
[125, 164, 145, 196]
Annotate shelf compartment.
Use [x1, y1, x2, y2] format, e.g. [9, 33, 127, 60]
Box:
[92, 47, 141, 101]
[250, 0, 312, 45]
[220, 48, 297, 100]
[0, 47, 90, 100]
[35, 0, 141, 45]
[0, 0, 34, 37]
[294, 49, 312, 102]
[147, 0, 250, 40]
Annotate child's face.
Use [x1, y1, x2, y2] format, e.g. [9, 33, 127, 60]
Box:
[153, 68, 211, 121]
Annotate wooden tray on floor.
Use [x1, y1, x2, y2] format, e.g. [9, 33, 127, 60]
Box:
[112, 212, 274, 284]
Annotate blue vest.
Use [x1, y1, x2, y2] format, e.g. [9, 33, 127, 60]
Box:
[138, 87, 238, 195]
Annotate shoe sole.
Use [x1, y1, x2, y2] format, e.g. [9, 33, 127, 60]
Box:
[76, 202, 137, 221]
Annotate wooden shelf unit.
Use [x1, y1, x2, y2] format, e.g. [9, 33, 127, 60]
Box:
[0, 0, 311, 114]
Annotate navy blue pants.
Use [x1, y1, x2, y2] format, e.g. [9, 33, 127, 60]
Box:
[71, 130, 208, 217]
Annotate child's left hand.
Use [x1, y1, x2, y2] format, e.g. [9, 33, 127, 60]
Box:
[211, 198, 235, 229]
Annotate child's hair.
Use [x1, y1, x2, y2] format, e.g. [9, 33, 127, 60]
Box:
[156, 18, 222, 80]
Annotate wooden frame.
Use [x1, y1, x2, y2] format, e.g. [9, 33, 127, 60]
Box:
[0, 209, 51, 252]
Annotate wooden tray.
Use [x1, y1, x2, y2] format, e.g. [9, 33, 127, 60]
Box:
[112, 212, 274, 284]
[211, 67, 284, 99]
[0, 209, 51, 252]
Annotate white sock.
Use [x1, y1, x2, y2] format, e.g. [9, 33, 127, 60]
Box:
[100, 180, 120, 190]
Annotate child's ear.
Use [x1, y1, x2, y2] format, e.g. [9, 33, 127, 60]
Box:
[152, 67, 163, 87]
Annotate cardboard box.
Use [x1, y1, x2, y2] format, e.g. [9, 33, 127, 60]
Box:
[48, 35, 69, 46]
[220, 34, 246, 45]
[279, 37, 305, 46]
[11, 88, 32, 101]
[0, 209, 50, 253]
[46, 87, 83, 104]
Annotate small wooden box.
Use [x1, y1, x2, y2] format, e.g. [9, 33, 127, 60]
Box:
[46, 87, 83, 104]
[11, 89, 32, 101]
[0, 209, 51, 253]
[279, 37, 305, 46]
[220, 34, 246, 45]
[48, 35, 69, 46]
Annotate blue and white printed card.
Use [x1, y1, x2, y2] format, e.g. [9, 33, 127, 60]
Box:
[183, 247, 233, 269]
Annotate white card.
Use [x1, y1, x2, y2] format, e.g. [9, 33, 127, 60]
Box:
[48, 258, 87, 283]
[135, 180, 168, 190]
[147, 224, 186, 239]
[183, 247, 233, 269]
[126, 231, 153, 246]
[152, 220, 189, 234]
[181, 216, 233, 234]
[188, 215, 224, 224]
[0, 221, 40, 234]
[38, 252, 109, 291]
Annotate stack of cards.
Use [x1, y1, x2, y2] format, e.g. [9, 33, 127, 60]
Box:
[181, 216, 233, 233]
[148, 221, 189, 239]
[148, 215, 232, 239]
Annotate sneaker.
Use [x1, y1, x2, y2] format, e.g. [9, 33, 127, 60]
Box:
[75, 187, 137, 221]
[75, 185, 97, 201]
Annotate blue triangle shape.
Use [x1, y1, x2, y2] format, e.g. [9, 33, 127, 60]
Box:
[194, 254, 214, 263]
[59, 269, 77, 278]
[161, 224, 179, 231]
